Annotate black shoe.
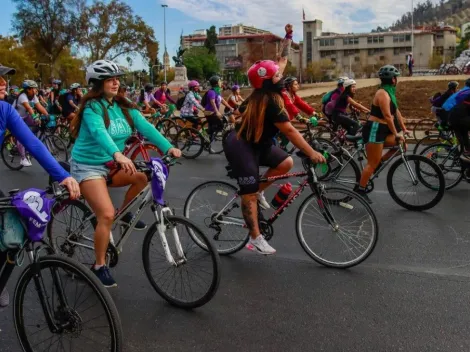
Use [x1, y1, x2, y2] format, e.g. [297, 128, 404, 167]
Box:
[356, 189, 373, 204]
[91, 266, 117, 288]
[121, 212, 147, 230]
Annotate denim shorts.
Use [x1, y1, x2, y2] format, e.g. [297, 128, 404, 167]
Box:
[70, 159, 110, 184]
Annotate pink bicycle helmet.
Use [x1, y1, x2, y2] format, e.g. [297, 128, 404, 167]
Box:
[247, 60, 279, 89]
[188, 80, 200, 89]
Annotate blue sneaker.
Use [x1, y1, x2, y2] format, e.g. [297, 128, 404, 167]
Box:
[91, 266, 117, 288]
[121, 212, 147, 230]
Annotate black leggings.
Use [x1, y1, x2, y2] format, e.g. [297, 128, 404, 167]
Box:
[449, 113, 470, 150]
[332, 112, 360, 135]
[205, 114, 223, 141]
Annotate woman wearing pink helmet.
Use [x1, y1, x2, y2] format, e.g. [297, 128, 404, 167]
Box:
[223, 60, 326, 255]
[180, 80, 205, 127]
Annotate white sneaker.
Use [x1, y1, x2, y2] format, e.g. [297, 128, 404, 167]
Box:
[20, 158, 32, 167]
[246, 235, 276, 255]
[257, 191, 271, 210]
[0, 288, 9, 307]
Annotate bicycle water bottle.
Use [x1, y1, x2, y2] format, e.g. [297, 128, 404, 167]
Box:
[309, 116, 319, 127]
[271, 183, 292, 209]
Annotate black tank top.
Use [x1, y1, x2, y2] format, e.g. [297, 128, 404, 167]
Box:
[370, 100, 396, 119]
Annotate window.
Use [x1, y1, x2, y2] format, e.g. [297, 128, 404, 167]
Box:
[354, 57, 360, 62]
[393, 47, 412, 55]
[306, 32, 312, 63]
[368, 48, 385, 55]
[436, 34, 444, 39]
[320, 50, 336, 58]
[368, 36, 385, 44]
[434, 46, 444, 55]
[393, 34, 411, 43]
[379, 56, 385, 61]
[319, 38, 335, 46]
[344, 49, 360, 56]
[343, 37, 359, 45]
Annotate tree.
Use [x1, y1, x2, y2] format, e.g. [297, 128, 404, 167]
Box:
[429, 53, 444, 69]
[12, 0, 84, 63]
[204, 26, 218, 54]
[184, 47, 219, 80]
[0, 36, 37, 84]
[285, 61, 298, 77]
[456, 27, 470, 57]
[157, 68, 175, 83]
[78, 0, 157, 62]
[55, 49, 86, 85]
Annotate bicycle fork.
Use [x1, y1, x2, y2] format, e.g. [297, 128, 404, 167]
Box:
[151, 205, 186, 266]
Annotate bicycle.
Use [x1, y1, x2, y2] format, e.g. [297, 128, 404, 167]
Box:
[146, 112, 180, 142]
[47, 155, 221, 309]
[184, 153, 378, 268]
[174, 112, 233, 159]
[316, 135, 446, 211]
[123, 132, 163, 162]
[0, 184, 122, 351]
[1, 116, 69, 171]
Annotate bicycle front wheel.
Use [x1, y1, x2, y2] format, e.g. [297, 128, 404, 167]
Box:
[296, 187, 378, 268]
[142, 216, 221, 309]
[14, 255, 122, 352]
[175, 128, 204, 159]
[43, 135, 68, 162]
[1, 135, 24, 171]
[387, 154, 445, 211]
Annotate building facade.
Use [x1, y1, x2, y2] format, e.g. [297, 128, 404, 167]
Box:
[303, 20, 457, 76]
[219, 24, 270, 37]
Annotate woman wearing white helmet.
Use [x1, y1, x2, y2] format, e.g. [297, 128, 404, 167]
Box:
[331, 78, 369, 135]
[70, 59, 181, 287]
[62, 83, 82, 121]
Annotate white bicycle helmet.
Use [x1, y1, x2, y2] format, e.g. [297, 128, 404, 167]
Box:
[70, 83, 81, 89]
[343, 79, 356, 88]
[85, 60, 125, 85]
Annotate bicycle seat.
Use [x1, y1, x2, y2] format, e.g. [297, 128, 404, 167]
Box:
[345, 135, 363, 142]
[8, 189, 19, 195]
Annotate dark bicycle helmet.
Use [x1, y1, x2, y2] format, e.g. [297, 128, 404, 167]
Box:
[448, 81, 459, 90]
[160, 81, 168, 86]
[284, 76, 298, 87]
[144, 83, 154, 92]
[209, 75, 221, 86]
[378, 65, 400, 79]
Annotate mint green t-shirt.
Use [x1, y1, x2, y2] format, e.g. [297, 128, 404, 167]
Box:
[71, 99, 173, 165]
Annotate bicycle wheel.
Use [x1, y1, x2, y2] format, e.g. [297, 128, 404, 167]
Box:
[296, 187, 378, 268]
[322, 153, 361, 193]
[1, 135, 24, 171]
[412, 134, 443, 154]
[420, 143, 463, 190]
[413, 118, 438, 141]
[142, 216, 220, 309]
[156, 119, 179, 142]
[54, 124, 73, 148]
[172, 116, 186, 128]
[175, 128, 204, 159]
[387, 154, 445, 211]
[184, 181, 249, 255]
[14, 255, 122, 352]
[43, 135, 68, 162]
[47, 199, 97, 267]
[200, 120, 224, 154]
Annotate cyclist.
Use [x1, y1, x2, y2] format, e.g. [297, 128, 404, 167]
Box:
[204, 75, 233, 141]
[62, 83, 82, 121]
[226, 84, 244, 112]
[14, 80, 50, 167]
[0, 64, 80, 307]
[6, 86, 18, 105]
[332, 78, 369, 135]
[69, 60, 181, 287]
[431, 81, 459, 125]
[282, 76, 315, 121]
[138, 86, 156, 114]
[322, 77, 348, 118]
[180, 80, 205, 128]
[441, 78, 470, 120]
[358, 65, 410, 203]
[154, 81, 176, 118]
[448, 95, 470, 161]
[49, 79, 63, 115]
[223, 60, 326, 255]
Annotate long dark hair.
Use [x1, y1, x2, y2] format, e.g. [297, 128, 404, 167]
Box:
[237, 90, 286, 143]
[71, 80, 135, 139]
[139, 88, 145, 103]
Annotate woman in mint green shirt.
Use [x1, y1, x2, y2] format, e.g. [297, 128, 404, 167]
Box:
[70, 60, 181, 287]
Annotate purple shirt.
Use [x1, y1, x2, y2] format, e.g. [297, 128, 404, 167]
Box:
[154, 89, 176, 105]
[204, 90, 221, 112]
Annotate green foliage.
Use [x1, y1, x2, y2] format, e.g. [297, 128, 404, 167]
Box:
[285, 61, 298, 77]
[204, 26, 218, 54]
[0, 36, 37, 84]
[429, 53, 444, 69]
[184, 47, 219, 80]
[456, 27, 470, 57]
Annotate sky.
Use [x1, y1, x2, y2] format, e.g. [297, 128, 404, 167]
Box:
[1, 0, 440, 69]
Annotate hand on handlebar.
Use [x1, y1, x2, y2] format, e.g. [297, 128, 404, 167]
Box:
[167, 147, 182, 158]
[113, 152, 137, 175]
[310, 150, 327, 164]
[59, 177, 81, 200]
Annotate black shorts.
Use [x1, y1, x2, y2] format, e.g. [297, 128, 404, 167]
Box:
[223, 131, 289, 195]
[361, 121, 392, 144]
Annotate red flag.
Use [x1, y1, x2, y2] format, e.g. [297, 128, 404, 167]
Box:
[303, 8, 306, 20]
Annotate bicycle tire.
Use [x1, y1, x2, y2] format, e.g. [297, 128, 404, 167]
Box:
[322, 153, 361, 195]
[296, 187, 378, 268]
[184, 181, 249, 255]
[387, 154, 445, 211]
[419, 143, 463, 190]
[1, 135, 24, 171]
[172, 116, 186, 128]
[142, 216, 221, 309]
[53, 124, 73, 148]
[412, 118, 437, 141]
[14, 254, 122, 352]
[43, 135, 69, 162]
[412, 134, 443, 154]
[156, 119, 179, 142]
[175, 128, 204, 159]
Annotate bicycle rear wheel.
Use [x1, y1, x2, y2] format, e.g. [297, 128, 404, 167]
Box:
[184, 181, 249, 255]
[412, 118, 438, 141]
[14, 255, 122, 352]
[54, 124, 73, 148]
[156, 119, 179, 142]
[175, 128, 204, 159]
[142, 216, 220, 309]
[420, 143, 463, 190]
[43, 135, 68, 162]
[387, 154, 445, 211]
[1, 135, 24, 171]
[296, 187, 378, 268]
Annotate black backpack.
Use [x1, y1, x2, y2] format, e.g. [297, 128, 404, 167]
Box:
[176, 92, 188, 110]
[201, 89, 213, 107]
[58, 92, 68, 107]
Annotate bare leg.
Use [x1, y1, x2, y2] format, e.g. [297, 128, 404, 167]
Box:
[359, 143, 384, 188]
[109, 170, 148, 209]
[80, 179, 115, 266]
[258, 157, 294, 192]
[241, 194, 259, 239]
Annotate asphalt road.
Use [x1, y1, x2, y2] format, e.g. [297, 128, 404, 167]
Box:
[2, 152, 470, 351]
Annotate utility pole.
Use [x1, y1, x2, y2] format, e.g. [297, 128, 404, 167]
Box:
[162, 4, 168, 82]
[411, 0, 414, 54]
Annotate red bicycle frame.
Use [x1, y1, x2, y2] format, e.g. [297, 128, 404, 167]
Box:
[124, 133, 162, 162]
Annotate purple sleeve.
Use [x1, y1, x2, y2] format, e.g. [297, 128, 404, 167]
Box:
[1, 103, 69, 182]
[207, 90, 216, 101]
[166, 91, 176, 104]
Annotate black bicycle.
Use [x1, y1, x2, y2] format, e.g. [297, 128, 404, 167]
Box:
[0, 184, 122, 352]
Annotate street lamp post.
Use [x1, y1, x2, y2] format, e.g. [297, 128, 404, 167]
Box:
[162, 4, 168, 82]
